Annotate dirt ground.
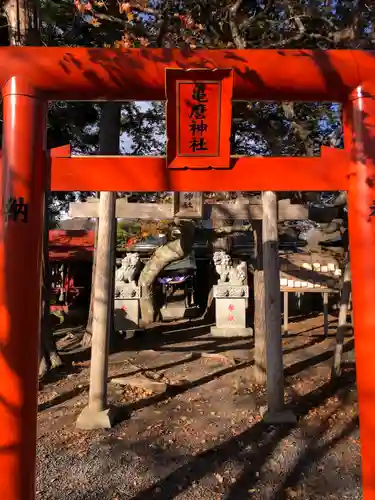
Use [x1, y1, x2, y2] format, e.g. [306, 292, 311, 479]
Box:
[37, 314, 360, 500]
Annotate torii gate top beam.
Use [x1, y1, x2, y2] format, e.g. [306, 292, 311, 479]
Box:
[0, 48, 371, 102]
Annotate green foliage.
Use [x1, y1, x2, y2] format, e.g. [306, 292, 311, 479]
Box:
[47, 101, 100, 152]
[121, 101, 166, 155]
[47, 101, 100, 223]
[116, 220, 142, 248]
[116, 217, 176, 248]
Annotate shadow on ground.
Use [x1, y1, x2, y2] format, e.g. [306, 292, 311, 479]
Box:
[124, 369, 358, 500]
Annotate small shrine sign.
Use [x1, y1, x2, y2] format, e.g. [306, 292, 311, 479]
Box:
[166, 68, 233, 169]
[173, 192, 204, 219]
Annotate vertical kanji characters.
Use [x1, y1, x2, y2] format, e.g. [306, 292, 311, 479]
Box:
[189, 82, 208, 153]
[182, 192, 194, 209]
[5, 196, 28, 223]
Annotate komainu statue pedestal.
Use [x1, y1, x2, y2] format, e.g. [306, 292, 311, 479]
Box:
[114, 283, 142, 337]
[114, 253, 142, 338]
[210, 252, 253, 338]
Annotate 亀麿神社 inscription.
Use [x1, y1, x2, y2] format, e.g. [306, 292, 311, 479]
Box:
[166, 69, 233, 169]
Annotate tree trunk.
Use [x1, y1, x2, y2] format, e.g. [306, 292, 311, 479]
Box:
[4, 0, 40, 45]
[252, 221, 267, 385]
[139, 220, 196, 326]
[82, 220, 98, 347]
[331, 260, 352, 379]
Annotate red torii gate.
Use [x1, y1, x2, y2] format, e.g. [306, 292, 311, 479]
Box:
[0, 48, 375, 500]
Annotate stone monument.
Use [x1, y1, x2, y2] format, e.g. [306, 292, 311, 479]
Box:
[210, 251, 252, 337]
[114, 253, 142, 336]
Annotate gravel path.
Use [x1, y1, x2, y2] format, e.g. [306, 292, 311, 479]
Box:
[37, 318, 361, 499]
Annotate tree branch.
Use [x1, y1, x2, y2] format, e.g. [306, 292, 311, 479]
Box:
[94, 11, 149, 38]
[238, 0, 274, 30]
[155, 1, 170, 48]
[289, 14, 338, 31]
[229, 0, 245, 49]
[94, 12, 131, 27]
[130, 2, 160, 16]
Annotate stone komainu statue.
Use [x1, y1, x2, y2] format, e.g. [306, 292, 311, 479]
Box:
[115, 253, 141, 286]
[213, 251, 247, 285]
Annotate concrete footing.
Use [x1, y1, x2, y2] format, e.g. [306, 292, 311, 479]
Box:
[76, 405, 119, 430]
[120, 328, 143, 339]
[210, 326, 253, 338]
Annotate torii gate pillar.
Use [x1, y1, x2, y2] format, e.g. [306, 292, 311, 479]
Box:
[0, 77, 46, 499]
[345, 83, 375, 495]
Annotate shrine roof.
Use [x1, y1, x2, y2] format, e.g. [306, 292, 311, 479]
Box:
[49, 248, 93, 262]
[48, 229, 94, 261]
[49, 229, 95, 247]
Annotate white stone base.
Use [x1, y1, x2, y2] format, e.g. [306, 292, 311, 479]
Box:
[210, 326, 253, 338]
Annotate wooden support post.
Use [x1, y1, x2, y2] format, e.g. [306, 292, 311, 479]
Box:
[331, 261, 351, 379]
[262, 191, 295, 424]
[253, 220, 267, 385]
[88, 192, 115, 408]
[76, 102, 121, 430]
[323, 291, 329, 337]
[76, 200, 116, 427]
[283, 291, 289, 336]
